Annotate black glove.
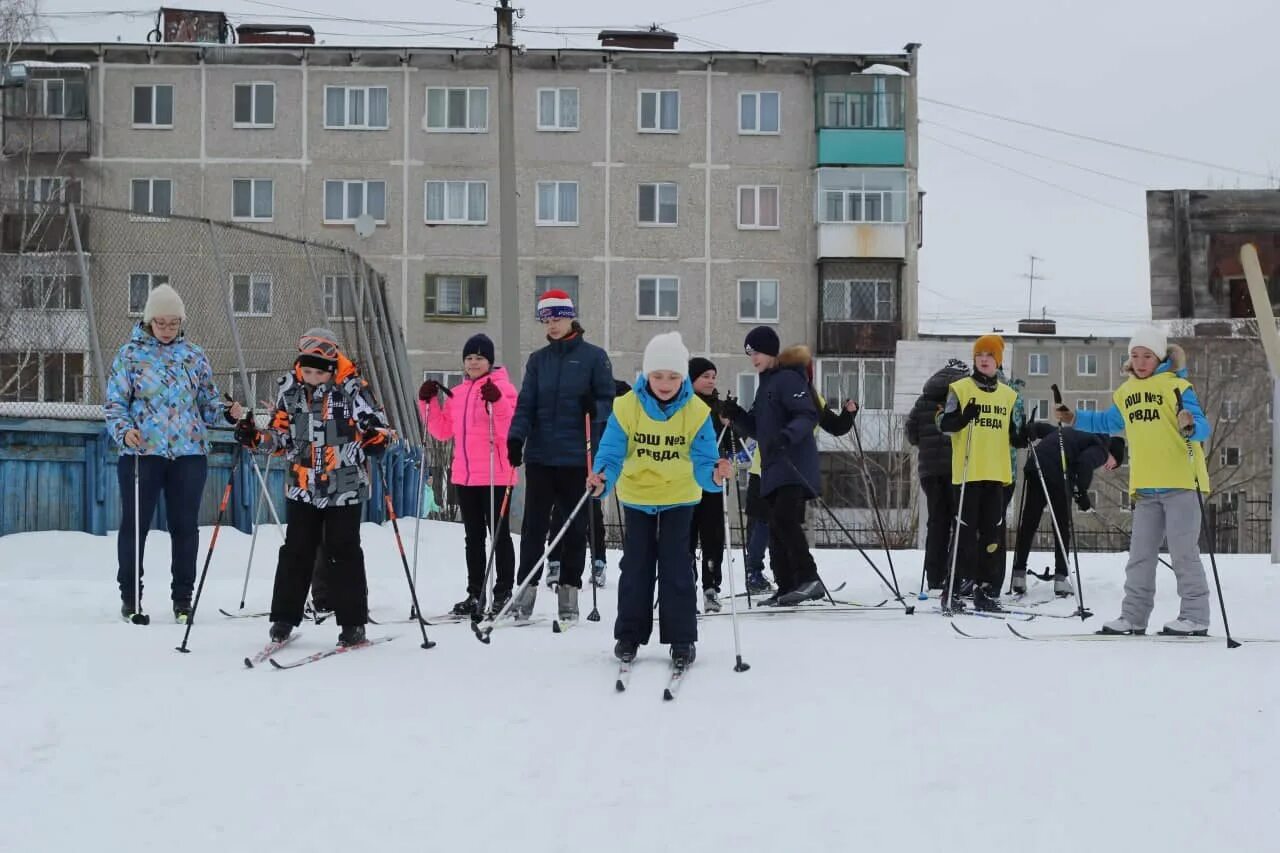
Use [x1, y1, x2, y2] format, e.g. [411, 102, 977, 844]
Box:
[222, 407, 238, 426]
[961, 399, 980, 424]
[721, 395, 746, 422]
[1074, 490, 1092, 512]
[506, 438, 524, 468]
[418, 379, 440, 401]
[479, 379, 501, 404]
[234, 415, 259, 449]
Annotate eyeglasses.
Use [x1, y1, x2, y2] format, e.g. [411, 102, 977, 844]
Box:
[298, 334, 339, 360]
[151, 319, 182, 331]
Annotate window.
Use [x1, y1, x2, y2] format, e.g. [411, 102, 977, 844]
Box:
[638, 89, 679, 132]
[821, 76, 903, 129]
[1028, 353, 1049, 376]
[819, 358, 895, 410]
[534, 275, 580, 314]
[425, 180, 487, 224]
[324, 86, 389, 130]
[637, 276, 679, 319]
[1220, 446, 1241, 466]
[25, 78, 66, 117]
[738, 185, 780, 229]
[822, 279, 895, 322]
[737, 373, 759, 409]
[738, 279, 779, 322]
[0, 354, 38, 403]
[17, 275, 82, 310]
[816, 168, 908, 223]
[1218, 355, 1237, 377]
[1077, 354, 1098, 376]
[127, 273, 170, 316]
[1076, 399, 1098, 412]
[0, 352, 84, 403]
[638, 182, 678, 225]
[132, 84, 174, 127]
[232, 179, 273, 221]
[537, 87, 579, 131]
[130, 178, 172, 218]
[323, 275, 359, 321]
[1029, 399, 1049, 420]
[1222, 400, 1239, 422]
[423, 370, 464, 388]
[231, 273, 273, 316]
[17, 176, 67, 205]
[323, 180, 386, 224]
[739, 91, 780, 134]
[233, 82, 275, 127]
[536, 181, 579, 226]
[426, 87, 488, 132]
[425, 275, 487, 319]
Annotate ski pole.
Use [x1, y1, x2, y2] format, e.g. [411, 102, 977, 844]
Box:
[238, 451, 274, 610]
[849, 411, 904, 600]
[727, 426, 756, 609]
[585, 412, 601, 623]
[1174, 389, 1239, 649]
[719, 443, 750, 673]
[473, 487, 591, 644]
[130, 452, 150, 625]
[1050, 385, 1093, 620]
[476, 483, 514, 620]
[1007, 450, 1030, 594]
[481, 400, 497, 618]
[177, 448, 238, 653]
[1027, 435, 1090, 618]
[410, 424, 430, 619]
[943, 403, 975, 616]
[379, 459, 436, 650]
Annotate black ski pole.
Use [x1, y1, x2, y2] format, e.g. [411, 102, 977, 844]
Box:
[585, 413, 601, 622]
[129, 452, 151, 625]
[177, 447, 238, 653]
[1050, 385, 1093, 620]
[848, 412, 904, 600]
[380, 460, 436, 649]
[727, 426, 756, 609]
[943, 408, 975, 616]
[1174, 389, 1240, 648]
[1026, 433, 1089, 617]
[1008, 450, 1031, 594]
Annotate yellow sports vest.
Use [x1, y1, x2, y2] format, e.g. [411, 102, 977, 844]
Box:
[1112, 372, 1210, 494]
[948, 376, 1017, 486]
[749, 445, 761, 476]
[611, 392, 710, 507]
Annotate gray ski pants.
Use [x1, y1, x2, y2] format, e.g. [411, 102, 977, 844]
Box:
[1122, 490, 1211, 628]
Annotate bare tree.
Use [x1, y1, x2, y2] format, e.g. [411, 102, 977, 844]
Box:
[1, 0, 43, 65]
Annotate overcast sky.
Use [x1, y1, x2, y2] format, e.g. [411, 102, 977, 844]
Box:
[36, 0, 1280, 337]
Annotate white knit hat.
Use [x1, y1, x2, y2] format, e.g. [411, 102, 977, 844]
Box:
[1128, 325, 1167, 359]
[642, 331, 690, 377]
[143, 283, 186, 324]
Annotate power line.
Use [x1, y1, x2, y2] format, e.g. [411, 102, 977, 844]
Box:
[922, 132, 1146, 219]
[922, 96, 1272, 181]
[662, 0, 775, 26]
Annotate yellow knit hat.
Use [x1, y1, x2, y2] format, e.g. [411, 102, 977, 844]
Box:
[973, 334, 1005, 366]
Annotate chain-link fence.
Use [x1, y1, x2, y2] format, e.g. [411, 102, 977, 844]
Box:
[0, 194, 416, 440]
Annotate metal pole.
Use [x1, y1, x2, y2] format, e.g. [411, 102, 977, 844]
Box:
[496, 0, 521, 384]
[67, 202, 107, 402]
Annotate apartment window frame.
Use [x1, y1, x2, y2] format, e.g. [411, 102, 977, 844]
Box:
[16, 176, 67, 206]
[819, 357, 895, 411]
[1077, 353, 1098, 376]
[231, 178, 274, 221]
[425, 86, 489, 133]
[637, 182, 678, 226]
[1220, 446, 1241, 467]
[130, 178, 173, 220]
[127, 273, 170, 316]
[423, 369, 465, 388]
[17, 273, 82, 311]
[1222, 400, 1239, 422]
[536, 87, 580, 131]
[1029, 399, 1049, 421]
[323, 85, 390, 131]
[533, 275, 581, 314]
[737, 372, 759, 409]
[1076, 399, 1098, 412]
[738, 90, 780, 135]
[323, 179, 387, 225]
[737, 185, 780, 230]
[233, 82, 275, 128]
[737, 278, 780, 323]
[816, 168, 909, 224]
[535, 181, 580, 227]
[1028, 353, 1049, 376]
[229, 272, 273, 317]
[424, 180, 488, 225]
[26, 77, 67, 118]
[132, 84, 174, 128]
[323, 274, 359, 322]
[636, 275, 680, 320]
[0, 351, 85, 404]
[822, 278, 895, 322]
[424, 274, 488, 320]
[637, 89, 680, 133]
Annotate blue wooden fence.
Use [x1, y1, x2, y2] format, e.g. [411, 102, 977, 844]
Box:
[0, 416, 425, 537]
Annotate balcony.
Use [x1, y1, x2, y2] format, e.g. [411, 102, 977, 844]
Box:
[817, 128, 906, 167]
[1, 116, 91, 159]
[1, 212, 87, 253]
[816, 222, 906, 259]
[818, 320, 899, 356]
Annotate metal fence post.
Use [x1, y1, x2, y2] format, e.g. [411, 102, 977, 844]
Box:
[67, 202, 106, 403]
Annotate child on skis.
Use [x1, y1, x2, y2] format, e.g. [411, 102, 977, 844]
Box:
[234, 328, 390, 647]
[1054, 325, 1213, 636]
[588, 332, 731, 666]
[419, 333, 518, 620]
[936, 334, 1028, 612]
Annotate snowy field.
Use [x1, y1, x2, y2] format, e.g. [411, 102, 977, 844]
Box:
[2, 519, 1278, 853]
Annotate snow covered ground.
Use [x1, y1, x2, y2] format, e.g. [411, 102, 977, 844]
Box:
[2, 519, 1278, 852]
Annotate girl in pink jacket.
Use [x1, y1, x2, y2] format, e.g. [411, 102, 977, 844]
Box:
[418, 334, 519, 619]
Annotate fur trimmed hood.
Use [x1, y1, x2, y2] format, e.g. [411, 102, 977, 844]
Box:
[1122, 343, 1187, 377]
[778, 344, 812, 368]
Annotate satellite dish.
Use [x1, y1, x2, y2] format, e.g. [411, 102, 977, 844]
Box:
[353, 213, 376, 239]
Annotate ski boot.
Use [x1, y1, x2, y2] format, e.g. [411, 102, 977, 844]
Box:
[745, 566, 772, 594]
[1160, 618, 1209, 637]
[544, 560, 561, 589]
[173, 600, 192, 624]
[557, 584, 579, 623]
[121, 601, 150, 624]
[703, 588, 722, 613]
[451, 595, 480, 619]
[590, 559, 607, 589]
[337, 625, 366, 647]
[511, 585, 537, 621]
[972, 584, 1005, 613]
[1009, 568, 1027, 595]
[1053, 574, 1074, 597]
[670, 642, 696, 667]
[269, 621, 293, 643]
[777, 579, 824, 606]
[614, 639, 638, 662]
[939, 587, 966, 613]
[488, 591, 511, 619]
[1098, 617, 1145, 635]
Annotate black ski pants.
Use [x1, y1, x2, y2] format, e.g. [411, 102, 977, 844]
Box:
[116, 453, 208, 607]
[953, 480, 1007, 591]
[271, 501, 367, 628]
[615, 504, 697, 647]
[548, 497, 604, 565]
[456, 483, 515, 600]
[919, 474, 955, 590]
[1013, 472, 1071, 577]
[765, 485, 819, 594]
[689, 490, 725, 591]
[518, 463, 588, 588]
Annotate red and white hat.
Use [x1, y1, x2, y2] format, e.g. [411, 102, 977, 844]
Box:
[536, 289, 576, 320]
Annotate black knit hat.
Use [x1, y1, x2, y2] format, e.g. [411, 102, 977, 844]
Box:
[688, 356, 717, 382]
[462, 333, 495, 365]
[743, 326, 780, 357]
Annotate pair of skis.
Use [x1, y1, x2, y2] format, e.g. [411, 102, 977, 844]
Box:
[243, 633, 395, 669]
[952, 621, 1280, 644]
[615, 657, 689, 701]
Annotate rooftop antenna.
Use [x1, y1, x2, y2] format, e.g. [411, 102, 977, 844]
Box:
[1023, 254, 1047, 319]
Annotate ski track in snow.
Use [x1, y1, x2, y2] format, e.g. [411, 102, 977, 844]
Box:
[2, 520, 1278, 852]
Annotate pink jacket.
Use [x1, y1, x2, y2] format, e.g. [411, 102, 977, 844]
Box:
[419, 366, 518, 487]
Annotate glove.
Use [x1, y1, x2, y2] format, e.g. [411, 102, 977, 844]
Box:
[506, 438, 524, 468]
[479, 380, 501, 404]
[1177, 409, 1195, 437]
[234, 415, 260, 449]
[961, 399, 980, 424]
[580, 393, 595, 418]
[1053, 405, 1076, 426]
[1074, 491, 1092, 512]
[418, 379, 440, 401]
[721, 395, 746, 422]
